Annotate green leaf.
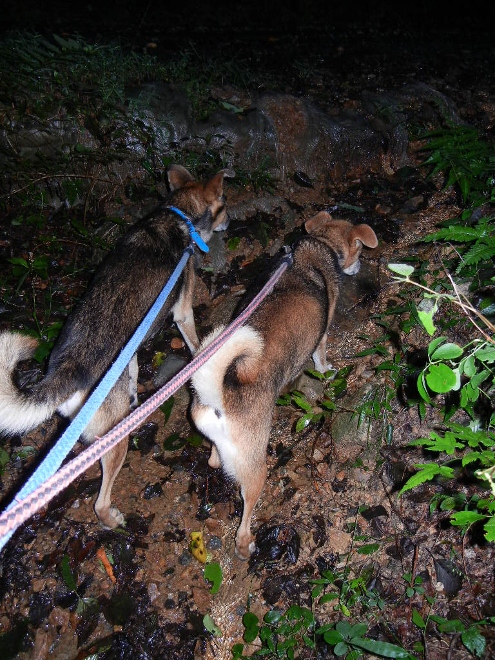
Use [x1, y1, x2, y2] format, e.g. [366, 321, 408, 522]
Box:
[351, 636, 412, 657]
[461, 625, 486, 657]
[416, 373, 432, 404]
[318, 592, 340, 604]
[0, 448, 10, 473]
[410, 431, 464, 455]
[243, 624, 259, 644]
[159, 396, 175, 423]
[423, 226, 486, 243]
[59, 555, 78, 592]
[242, 612, 259, 629]
[336, 621, 353, 636]
[483, 515, 495, 542]
[204, 562, 223, 594]
[430, 342, 463, 360]
[427, 336, 448, 358]
[8, 256, 29, 269]
[356, 543, 380, 555]
[462, 242, 495, 268]
[388, 263, 415, 278]
[323, 629, 344, 645]
[163, 432, 185, 451]
[430, 616, 465, 633]
[231, 642, 245, 659]
[227, 236, 241, 250]
[425, 363, 457, 393]
[417, 309, 436, 336]
[412, 608, 426, 629]
[203, 613, 222, 637]
[292, 393, 312, 412]
[399, 463, 455, 494]
[333, 641, 349, 656]
[186, 433, 204, 447]
[462, 355, 476, 377]
[475, 346, 495, 363]
[296, 413, 313, 432]
[450, 511, 486, 527]
[348, 623, 368, 638]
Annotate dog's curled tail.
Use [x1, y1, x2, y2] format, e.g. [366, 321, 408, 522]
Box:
[0, 331, 54, 435]
[192, 325, 264, 413]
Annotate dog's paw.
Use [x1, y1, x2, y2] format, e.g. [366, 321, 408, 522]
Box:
[235, 536, 256, 561]
[97, 506, 126, 529]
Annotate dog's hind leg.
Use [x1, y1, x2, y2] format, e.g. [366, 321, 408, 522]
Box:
[230, 419, 272, 560]
[95, 438, 128, 528]
[83, 370, 130, 529]
[312, 333, 332, 374]
[235, 461, 266, 560]
[128, 353, 138, 410]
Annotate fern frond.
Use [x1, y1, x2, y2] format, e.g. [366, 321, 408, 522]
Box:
[458, 242, 495, 270]
[423, 226, 488, 243]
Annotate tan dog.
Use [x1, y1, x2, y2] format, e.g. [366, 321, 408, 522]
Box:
[190, 213, 378, 559]
[0, 165, 232, 530]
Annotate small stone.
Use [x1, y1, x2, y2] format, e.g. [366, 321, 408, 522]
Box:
[375, 203, 392, 215]
[178, 550, 192, 566]
[207, 536, 222, 550]
[171, 337, 185, 350]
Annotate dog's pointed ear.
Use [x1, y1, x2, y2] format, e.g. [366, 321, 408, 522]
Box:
[350, 224, 378, 249]
[205, 168, 235, 198]
[167, 164, 195, 191]
[305, 211, 332, 233]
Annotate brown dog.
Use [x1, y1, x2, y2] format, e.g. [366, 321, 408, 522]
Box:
[190, 213, 378, 559]
[0, 165, 232, 530]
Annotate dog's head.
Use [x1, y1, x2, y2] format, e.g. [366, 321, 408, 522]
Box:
[167, 164, 235, 236]
[305, 212, 378, 275]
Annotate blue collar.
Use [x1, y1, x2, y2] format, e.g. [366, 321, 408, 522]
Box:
[167, 206, 209, 253]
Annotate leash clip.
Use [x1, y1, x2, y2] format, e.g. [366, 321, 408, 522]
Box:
[281, 244, 294, 266]
[167, 206, 210, 253]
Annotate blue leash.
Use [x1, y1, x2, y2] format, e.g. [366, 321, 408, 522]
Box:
[0, 209, 208, 551]
[167, 206, 209, 253]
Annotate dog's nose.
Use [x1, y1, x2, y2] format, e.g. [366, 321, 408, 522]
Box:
[214, 216, 231, 232]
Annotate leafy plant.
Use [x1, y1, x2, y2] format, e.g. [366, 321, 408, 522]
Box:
[58, 554, 99, 615]
[311, 566, 385, 617]
[422, 214, 495, 280]
[234, 606, 413, 660]
[402, 572, 425, 599]
[234, 606, 317, 659]
[276, 367, 349, 432]
[320, 621, 414, 659]
[353, 333, 404, 444]
[389, 265, 495, 541]
[427, 614, 494, 658]
[420, 125, 495, 208]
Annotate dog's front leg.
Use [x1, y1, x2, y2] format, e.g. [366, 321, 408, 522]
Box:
[172, 260, 199, 352]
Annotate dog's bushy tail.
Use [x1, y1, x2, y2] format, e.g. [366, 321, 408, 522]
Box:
[192, 325, 263, 414]
[0, 331, 58, 435]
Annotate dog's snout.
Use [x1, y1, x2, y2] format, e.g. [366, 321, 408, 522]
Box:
[343, 260, 361, 276]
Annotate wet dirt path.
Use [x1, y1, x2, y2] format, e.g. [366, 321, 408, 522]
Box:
[1, 7, 495, 658]
[1, 174, 493, 659]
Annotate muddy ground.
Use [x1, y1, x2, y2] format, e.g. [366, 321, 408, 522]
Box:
[0, 4, 495, 660]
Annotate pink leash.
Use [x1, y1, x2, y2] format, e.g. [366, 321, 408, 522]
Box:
[0, 251, 292, 543]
